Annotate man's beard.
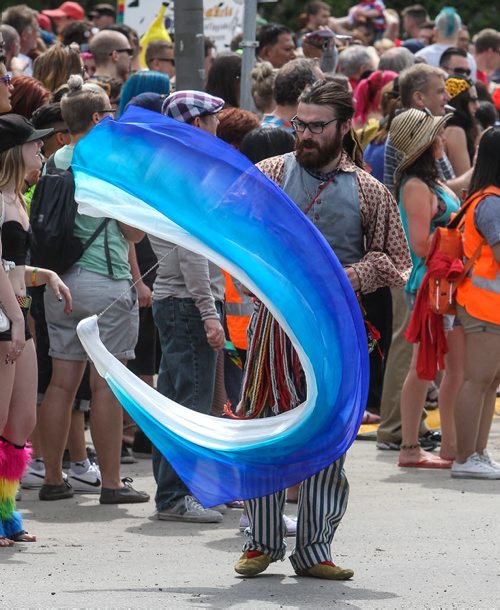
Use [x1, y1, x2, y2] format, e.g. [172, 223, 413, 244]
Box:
[295, 131, 343, 170]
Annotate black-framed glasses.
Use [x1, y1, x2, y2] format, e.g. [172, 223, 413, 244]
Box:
[291, 116, 338, 134]
[110, 48, 133, 57]
[44, 128, 70, 139]
[96, 108, 116, 114]
[153, 57, 175, 66]
[0, 74, 11, 87]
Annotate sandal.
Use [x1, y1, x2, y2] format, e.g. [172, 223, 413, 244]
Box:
[361, 410, 381, 425]
[0, 536, 14, 547]
[11, 531, 36, 543]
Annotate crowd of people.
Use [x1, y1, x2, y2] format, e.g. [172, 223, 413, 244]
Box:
[1, 0, 500, 581]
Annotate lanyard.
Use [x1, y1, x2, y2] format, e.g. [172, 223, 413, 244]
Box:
[303, 174, 336, 216]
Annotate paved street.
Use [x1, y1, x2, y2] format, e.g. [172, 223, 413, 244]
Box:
[2, 417, 500, 608]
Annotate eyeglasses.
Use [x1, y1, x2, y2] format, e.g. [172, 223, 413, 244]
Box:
[153, 57, 175, 66]
[43, 128, 70, 139]
[0, 74, 11, 87]
[110, 48, 133, 57]
[445, 66, 472, 76]
[469, 96, 479, 102]
[96, 108, 116, 115]
[291, 116, 338, 134]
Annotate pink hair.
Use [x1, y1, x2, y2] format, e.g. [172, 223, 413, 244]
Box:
[353, 70, 398, 127]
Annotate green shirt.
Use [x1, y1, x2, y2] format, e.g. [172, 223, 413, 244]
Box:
[52, 144, 131, 280]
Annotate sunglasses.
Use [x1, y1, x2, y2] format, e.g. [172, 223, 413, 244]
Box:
[154, 57, 175, 66]
[110, 48, 133, 57]
[0, 74, 11, 86]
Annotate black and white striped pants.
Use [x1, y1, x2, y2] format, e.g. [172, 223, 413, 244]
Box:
[243, 455, 349, 571]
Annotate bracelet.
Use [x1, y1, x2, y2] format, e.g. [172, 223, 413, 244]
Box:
[400, 443, 421, 450]
[31, 267, 38, 286]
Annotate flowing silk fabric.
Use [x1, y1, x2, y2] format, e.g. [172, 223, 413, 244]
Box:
[73, 107, 369, 506]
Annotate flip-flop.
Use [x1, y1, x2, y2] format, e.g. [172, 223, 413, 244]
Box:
[361, 410, 381, 425]
[398, 456, 452, 469]
[227, 500, 245, 509]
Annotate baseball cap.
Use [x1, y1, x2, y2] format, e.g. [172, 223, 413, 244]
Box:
[125, 93, 168, 115]
[161, 90, 224, 123]
[43, 2, 85, 21]
[0, 115, 54, 154]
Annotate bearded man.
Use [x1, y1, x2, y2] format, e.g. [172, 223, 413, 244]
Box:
[234, 80, 412, 580]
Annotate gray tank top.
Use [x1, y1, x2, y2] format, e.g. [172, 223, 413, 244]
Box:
[282, 153, 365, 265]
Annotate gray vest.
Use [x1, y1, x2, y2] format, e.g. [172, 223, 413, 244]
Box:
[282, 153, 365, 266]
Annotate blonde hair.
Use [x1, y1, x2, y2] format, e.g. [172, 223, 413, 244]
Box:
[33, 43, 82, 93]
[251, 61, 277, 114]
[0, 146, 27, 209]
[60, 75, 109, 135]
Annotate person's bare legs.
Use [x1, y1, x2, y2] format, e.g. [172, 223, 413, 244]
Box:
[399, 345, 434, 464]
[38, 358, 86, 485]
[476, 379, 500, 455]
[67, 410, 88, 462]
[455, 332, 500, 463]
[89, 363, 123, 489]
[1, 340, 38, 446]
[438, 326, 465, 460]
[0, 339, 38, 543]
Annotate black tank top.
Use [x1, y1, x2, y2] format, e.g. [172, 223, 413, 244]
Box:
[1, 220, 31, 265]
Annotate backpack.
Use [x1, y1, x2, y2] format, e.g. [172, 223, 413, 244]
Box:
[30, 156, 111, 275]
[425, 192, 486, 315]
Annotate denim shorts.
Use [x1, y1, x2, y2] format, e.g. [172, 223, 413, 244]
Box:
[405, 291, 458, 332]
[44, 266, 138, 361]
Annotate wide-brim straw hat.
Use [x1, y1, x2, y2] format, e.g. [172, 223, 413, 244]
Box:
[390, 108, 452, 177]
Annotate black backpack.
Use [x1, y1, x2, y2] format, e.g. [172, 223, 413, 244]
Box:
[30, 156, 111, 275]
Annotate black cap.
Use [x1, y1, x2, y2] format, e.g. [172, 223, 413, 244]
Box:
[0, 114, 54, 154]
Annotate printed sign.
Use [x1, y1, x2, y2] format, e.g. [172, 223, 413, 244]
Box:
[120, 0, 244, 51]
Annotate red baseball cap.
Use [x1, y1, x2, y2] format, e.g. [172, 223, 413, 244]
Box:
[42, 2, 85, 20]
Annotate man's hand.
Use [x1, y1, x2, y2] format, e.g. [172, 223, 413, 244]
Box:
[345, 267, 361, 292]
[204, 318, 225, 351]
[136, 280, 153, 308]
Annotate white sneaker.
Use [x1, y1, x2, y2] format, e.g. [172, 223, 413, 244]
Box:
[239, 513, 297, 537]
[209, 503, 227, 514]
[21, 459, 46, 489]
[21, 459, 68, 490]
[478, 450, 500, 470]
[67, 463, 102, 494]
[283, 514, 297, 536]
[451, 453, 500, 479]
[156, 495, 223, 523]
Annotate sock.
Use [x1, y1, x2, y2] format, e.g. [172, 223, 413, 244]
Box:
[70, 458, 90, 474]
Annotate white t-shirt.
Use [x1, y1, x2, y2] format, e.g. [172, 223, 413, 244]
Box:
[415, 43, 477, 80]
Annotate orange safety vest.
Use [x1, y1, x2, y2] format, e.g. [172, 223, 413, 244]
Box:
[456, 186, 500, 325]
[223, 270, 253, 350]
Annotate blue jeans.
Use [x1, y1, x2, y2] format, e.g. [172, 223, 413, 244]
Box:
[152, 297, 220, 510]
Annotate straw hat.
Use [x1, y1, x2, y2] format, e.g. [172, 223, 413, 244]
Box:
[390, 108, 452, 177]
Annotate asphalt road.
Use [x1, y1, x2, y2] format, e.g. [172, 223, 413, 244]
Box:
[2, 417, 500, 608]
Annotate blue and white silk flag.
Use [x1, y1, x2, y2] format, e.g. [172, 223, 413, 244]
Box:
[74, 107, 369, 507]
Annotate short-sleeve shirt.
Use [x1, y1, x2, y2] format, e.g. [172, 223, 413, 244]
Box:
[474, 195, 500, 247]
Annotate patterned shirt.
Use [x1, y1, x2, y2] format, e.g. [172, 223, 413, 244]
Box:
[257, 151, 412, 294]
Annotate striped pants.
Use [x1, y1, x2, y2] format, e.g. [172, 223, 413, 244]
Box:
[243, 455, 349, 571]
